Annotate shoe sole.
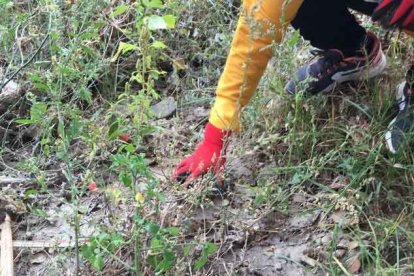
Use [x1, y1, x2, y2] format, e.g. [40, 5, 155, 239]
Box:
[320, 52, 388, 93]
[385, 82, 407, 154]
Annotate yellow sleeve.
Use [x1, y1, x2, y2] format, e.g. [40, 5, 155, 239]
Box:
[209, 0, 303, 132]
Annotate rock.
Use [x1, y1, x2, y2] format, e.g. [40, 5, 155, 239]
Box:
[221, 199, 230, 207]
[30, 252, 48, 264]
[150, 97, 177, 119]
[289, 210, 321, 228]
[337, 238, 349, 249]
[348, 240, 359, 250]
[335, 249, 347, 259]
[274, 262, 283, 271]
[347, 255, 361, 274]
[292, 193, 306, 203]
[330, 211, 358, 226]
[1, 80, 19, 95]
[321, 234, 331, 244]
[301, 256, 317, 267]
[0, 80, 21, 115]
[329, 176, 349, 190]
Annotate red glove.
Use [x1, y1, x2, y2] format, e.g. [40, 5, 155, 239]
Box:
[173, 123, 230, 185]
[373, 0, 414, 30]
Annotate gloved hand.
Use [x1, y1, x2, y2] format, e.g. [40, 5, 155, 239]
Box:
[373, 0, 414, 30]
[172, 123, 230, 186]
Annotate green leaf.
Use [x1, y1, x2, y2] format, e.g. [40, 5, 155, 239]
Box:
[110, 42, 138, 62]
[91, 254, 105, 271]
[145, 223, 160, 235]
[193, 242, 218, 271]
[163, 15, 176, 28]
[165, 227, 180, 236]
[79, 44, 96, 57]
[108, 120, 119, 138]
[163, 250, 175, 262]
[156, 250, 175, 272]
[110, 233, 124, 248]
[148, 255, 160, 269]
[124, 143, 136, 153]
[204, 242, 218, 255]
[15, 119, 35, 125]
[15, 100, 47, 125]
[33, 82, 49, 92]
[30, 102, 48, 121]
[194, 256, 208, 271]
[151, 41, 167, 49]
[77, 87, 92, 104]
[110, 4, 129, 17]
[79, 32, 97, 40]
[150, 238, 161, 250]
[145, 0, 163, 8]
[119, 172, 132, 187]
[147, 15, 167, 30]
[24, 188, 38, 197]
[183, 244, 193, 257]
[288, 30, 300, 47]
[57, 117, 65, 139]
[81, 244, 105, 271]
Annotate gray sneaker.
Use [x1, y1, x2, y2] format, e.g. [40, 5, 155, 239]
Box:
[385, 66, 414, 153]
[285, 31, 387, 95]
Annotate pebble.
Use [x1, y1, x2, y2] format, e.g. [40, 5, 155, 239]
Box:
[335, 249, 347, 258]
[321, 234, 331, 244]
[150, 96, 177, 119]
[274, 262, 283, 271]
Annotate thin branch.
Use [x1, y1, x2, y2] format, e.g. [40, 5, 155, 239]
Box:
[1, 34, 50, 91]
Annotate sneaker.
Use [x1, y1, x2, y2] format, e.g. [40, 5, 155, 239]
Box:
[385, 66, 414, 153]
[285, 31, 387, 95]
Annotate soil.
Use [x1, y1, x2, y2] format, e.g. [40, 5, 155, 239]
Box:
[0, 98, 369, 276]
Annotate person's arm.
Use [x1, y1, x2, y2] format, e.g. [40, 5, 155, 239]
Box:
[173, 0, 303, 184]
[210, 0, 303, 131]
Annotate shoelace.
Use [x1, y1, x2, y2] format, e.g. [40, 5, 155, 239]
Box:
[310, 49, 344, 79]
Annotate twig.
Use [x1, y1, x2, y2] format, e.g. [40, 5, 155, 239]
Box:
[0, 176, 33, 186]
[1, 214, 14, 276]
[332, 256, 351, 276]
[13, 238, 88, 249]
[0, 34, 49, 91]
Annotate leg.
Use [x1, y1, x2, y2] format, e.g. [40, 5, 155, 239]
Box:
[291, 0, 367, 56]
[346, 0, 377, 16]
[286, 0, 386, 95]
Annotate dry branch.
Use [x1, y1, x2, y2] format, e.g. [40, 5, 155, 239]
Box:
[0, 176, 33, 186]
[13, 238, 88, 249]
[1, 214, 14, 276]
[0, 34, 49, 92]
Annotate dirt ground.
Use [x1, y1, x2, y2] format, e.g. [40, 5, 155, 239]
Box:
[0, 99, 374, 276]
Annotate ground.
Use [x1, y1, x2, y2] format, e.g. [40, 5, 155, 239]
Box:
[1, 1, 414, 275]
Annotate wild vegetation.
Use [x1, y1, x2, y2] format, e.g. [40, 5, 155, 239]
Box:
[1, 0, 414, 275]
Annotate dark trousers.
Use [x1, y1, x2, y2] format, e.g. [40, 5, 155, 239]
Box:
[291, 0, 379, 56]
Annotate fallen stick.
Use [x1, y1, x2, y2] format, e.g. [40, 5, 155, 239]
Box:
[1, 214, 14, 276]
[0, 176, 33, 186]
[12, 238, 88, 249]
[0, 34, 49, 91]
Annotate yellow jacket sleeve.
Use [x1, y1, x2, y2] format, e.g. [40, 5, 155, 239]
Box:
[209, 0, 303, 131]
